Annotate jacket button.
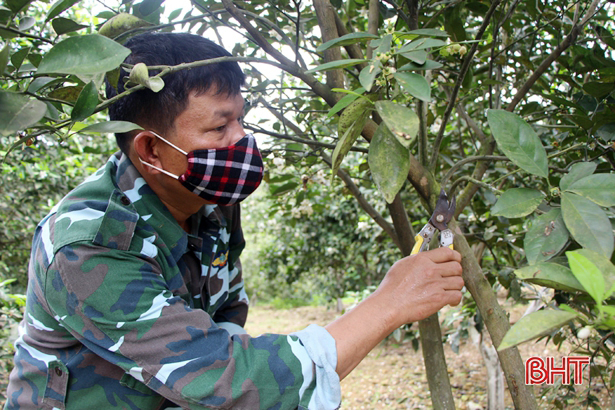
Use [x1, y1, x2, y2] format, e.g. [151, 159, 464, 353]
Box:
[120, 195, 131, 206]
[55, 367, 63, 376]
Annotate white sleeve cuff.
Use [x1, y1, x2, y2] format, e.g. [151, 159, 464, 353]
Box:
[291, 324, 341, 410]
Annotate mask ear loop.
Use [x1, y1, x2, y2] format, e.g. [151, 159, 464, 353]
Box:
[138, 131, 188, 180]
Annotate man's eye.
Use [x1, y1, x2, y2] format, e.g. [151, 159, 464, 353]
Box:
[214, 124, 226, 132]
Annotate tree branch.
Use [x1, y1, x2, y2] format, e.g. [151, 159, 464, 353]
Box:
[429, 0, 502, 171]
[314, 0, 345, 90]
[506, 0, 601, 111]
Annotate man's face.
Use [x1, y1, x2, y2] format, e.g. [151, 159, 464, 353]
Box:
[148, 88, 247, 208]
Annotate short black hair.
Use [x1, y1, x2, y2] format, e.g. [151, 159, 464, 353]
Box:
[106, 32, 246, 153]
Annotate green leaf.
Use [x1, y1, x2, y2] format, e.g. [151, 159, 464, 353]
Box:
[0, 42, 9, 74]
[394, 72, 431, 102]
[4, 0, 34, 13]
[575, 249, 615, 299]
[524, 209, 569, 264]
[358, 61, 381, 92]
[596, 123, 615, 142]
[48, 85, 82, 102]
[368, 123, 411, 203]
[305, 59, 367, 74]
[331, 111, 369, 179]
[375, 101, 419, 148]
[566, 174, 615, 207]
[37, 34, 131, 76]
[561, 192, 614, 258]
[316, 32, 379, 52]
[270, 181, 299, 196]
[79, 121, 143, 134]
[71, 81, 99, 122]
[406, 28, 449, 37]
[46, 0, 80, 22]
[491, 188, 544, 218]
[139, 0, 164, 16]
[0, 91, 47, 137]
[559, 162, 597, 191]
[52, 17, 88, 35]
[10, 46, 30, 71]
[398, 38, 447, 53]
[397, 60, 443, 71]
[399, 50, 427, 65]
[487, 109, 549, 178]
[498, 310, 577, 350]
[514, 263, 585, 293]
[327, 88, 364, 117]
[566, 251, 605, 304]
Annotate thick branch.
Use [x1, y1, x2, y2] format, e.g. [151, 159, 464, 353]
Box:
[366, 0, 380, 59]
[314, 0, 345, 90]
[452, 219, 537, 409]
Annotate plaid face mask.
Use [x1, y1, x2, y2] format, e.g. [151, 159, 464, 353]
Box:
[140, 132, 263, 205]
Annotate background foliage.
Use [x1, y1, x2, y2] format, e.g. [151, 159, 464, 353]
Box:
[1, 0, 615, 407]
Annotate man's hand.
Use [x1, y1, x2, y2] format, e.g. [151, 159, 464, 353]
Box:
[374, 247, 464, 328]
[325, 247, 463, 380]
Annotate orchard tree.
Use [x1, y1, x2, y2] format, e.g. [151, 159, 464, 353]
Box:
[1, 0, 615, 408]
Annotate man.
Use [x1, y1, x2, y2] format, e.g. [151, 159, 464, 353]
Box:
[5, 32, 463, 409]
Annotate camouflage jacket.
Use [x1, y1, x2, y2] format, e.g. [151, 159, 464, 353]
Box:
[5, 153, 340, 410]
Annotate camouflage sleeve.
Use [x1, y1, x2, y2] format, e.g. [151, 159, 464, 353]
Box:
[43, 242, 324, 409]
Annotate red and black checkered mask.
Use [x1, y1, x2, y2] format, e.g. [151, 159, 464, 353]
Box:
[140, 132, 263, 205]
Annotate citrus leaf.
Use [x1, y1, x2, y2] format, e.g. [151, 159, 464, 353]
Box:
[368, 123, 411, 203]
[524, 209, 569, 264]
[566, 174, 615, 207]
[574, 249, 615, 299]
[394, 72, 431, 102]
[397, 60, 443, 71]
[0, 91, 47, 137]
[46, 0, 80, 22]
[316, 32, 379, 52]
[559, 162, 597, 191]
[71, 81, 99, 122]
[498, 310, 577, 350]
[491, 188, 544, 218]
[400, 50, 427, 65]
[327, 89, 364, 117]
[79, 121, 143, 134]
[331, 111, 369, 179]
[48, 85, 82, 103]
[406, 28, 449, 37]
[398, 38, 446, 53]
[561, 192, 614, 258]
[0, 42, 9, 74]
[375, 101, 419, 148]
[37, 34, 131, 75]
[5, 0, 34, 13]
[305, 59, 367, 74]
[358, 60, 381, 92]
[566, 251, 606, 304]
[51, 17, 88, 35]
[514, 263, 585, 293]
[487, 109, 549, 178]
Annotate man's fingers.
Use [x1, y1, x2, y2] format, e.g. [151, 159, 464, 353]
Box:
[444, 289, 463, 306]
[437, 261, 463, 277]
[442, 275, 464, 291]
[423, 247, 461, 263]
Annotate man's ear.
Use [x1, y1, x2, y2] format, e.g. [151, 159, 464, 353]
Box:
[133, 131, 162, 173]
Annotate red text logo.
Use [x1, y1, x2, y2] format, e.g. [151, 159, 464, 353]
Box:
[525, 356, 590, 385]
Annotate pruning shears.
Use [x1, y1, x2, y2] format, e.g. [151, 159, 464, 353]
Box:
[411, 189, 456, 255]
